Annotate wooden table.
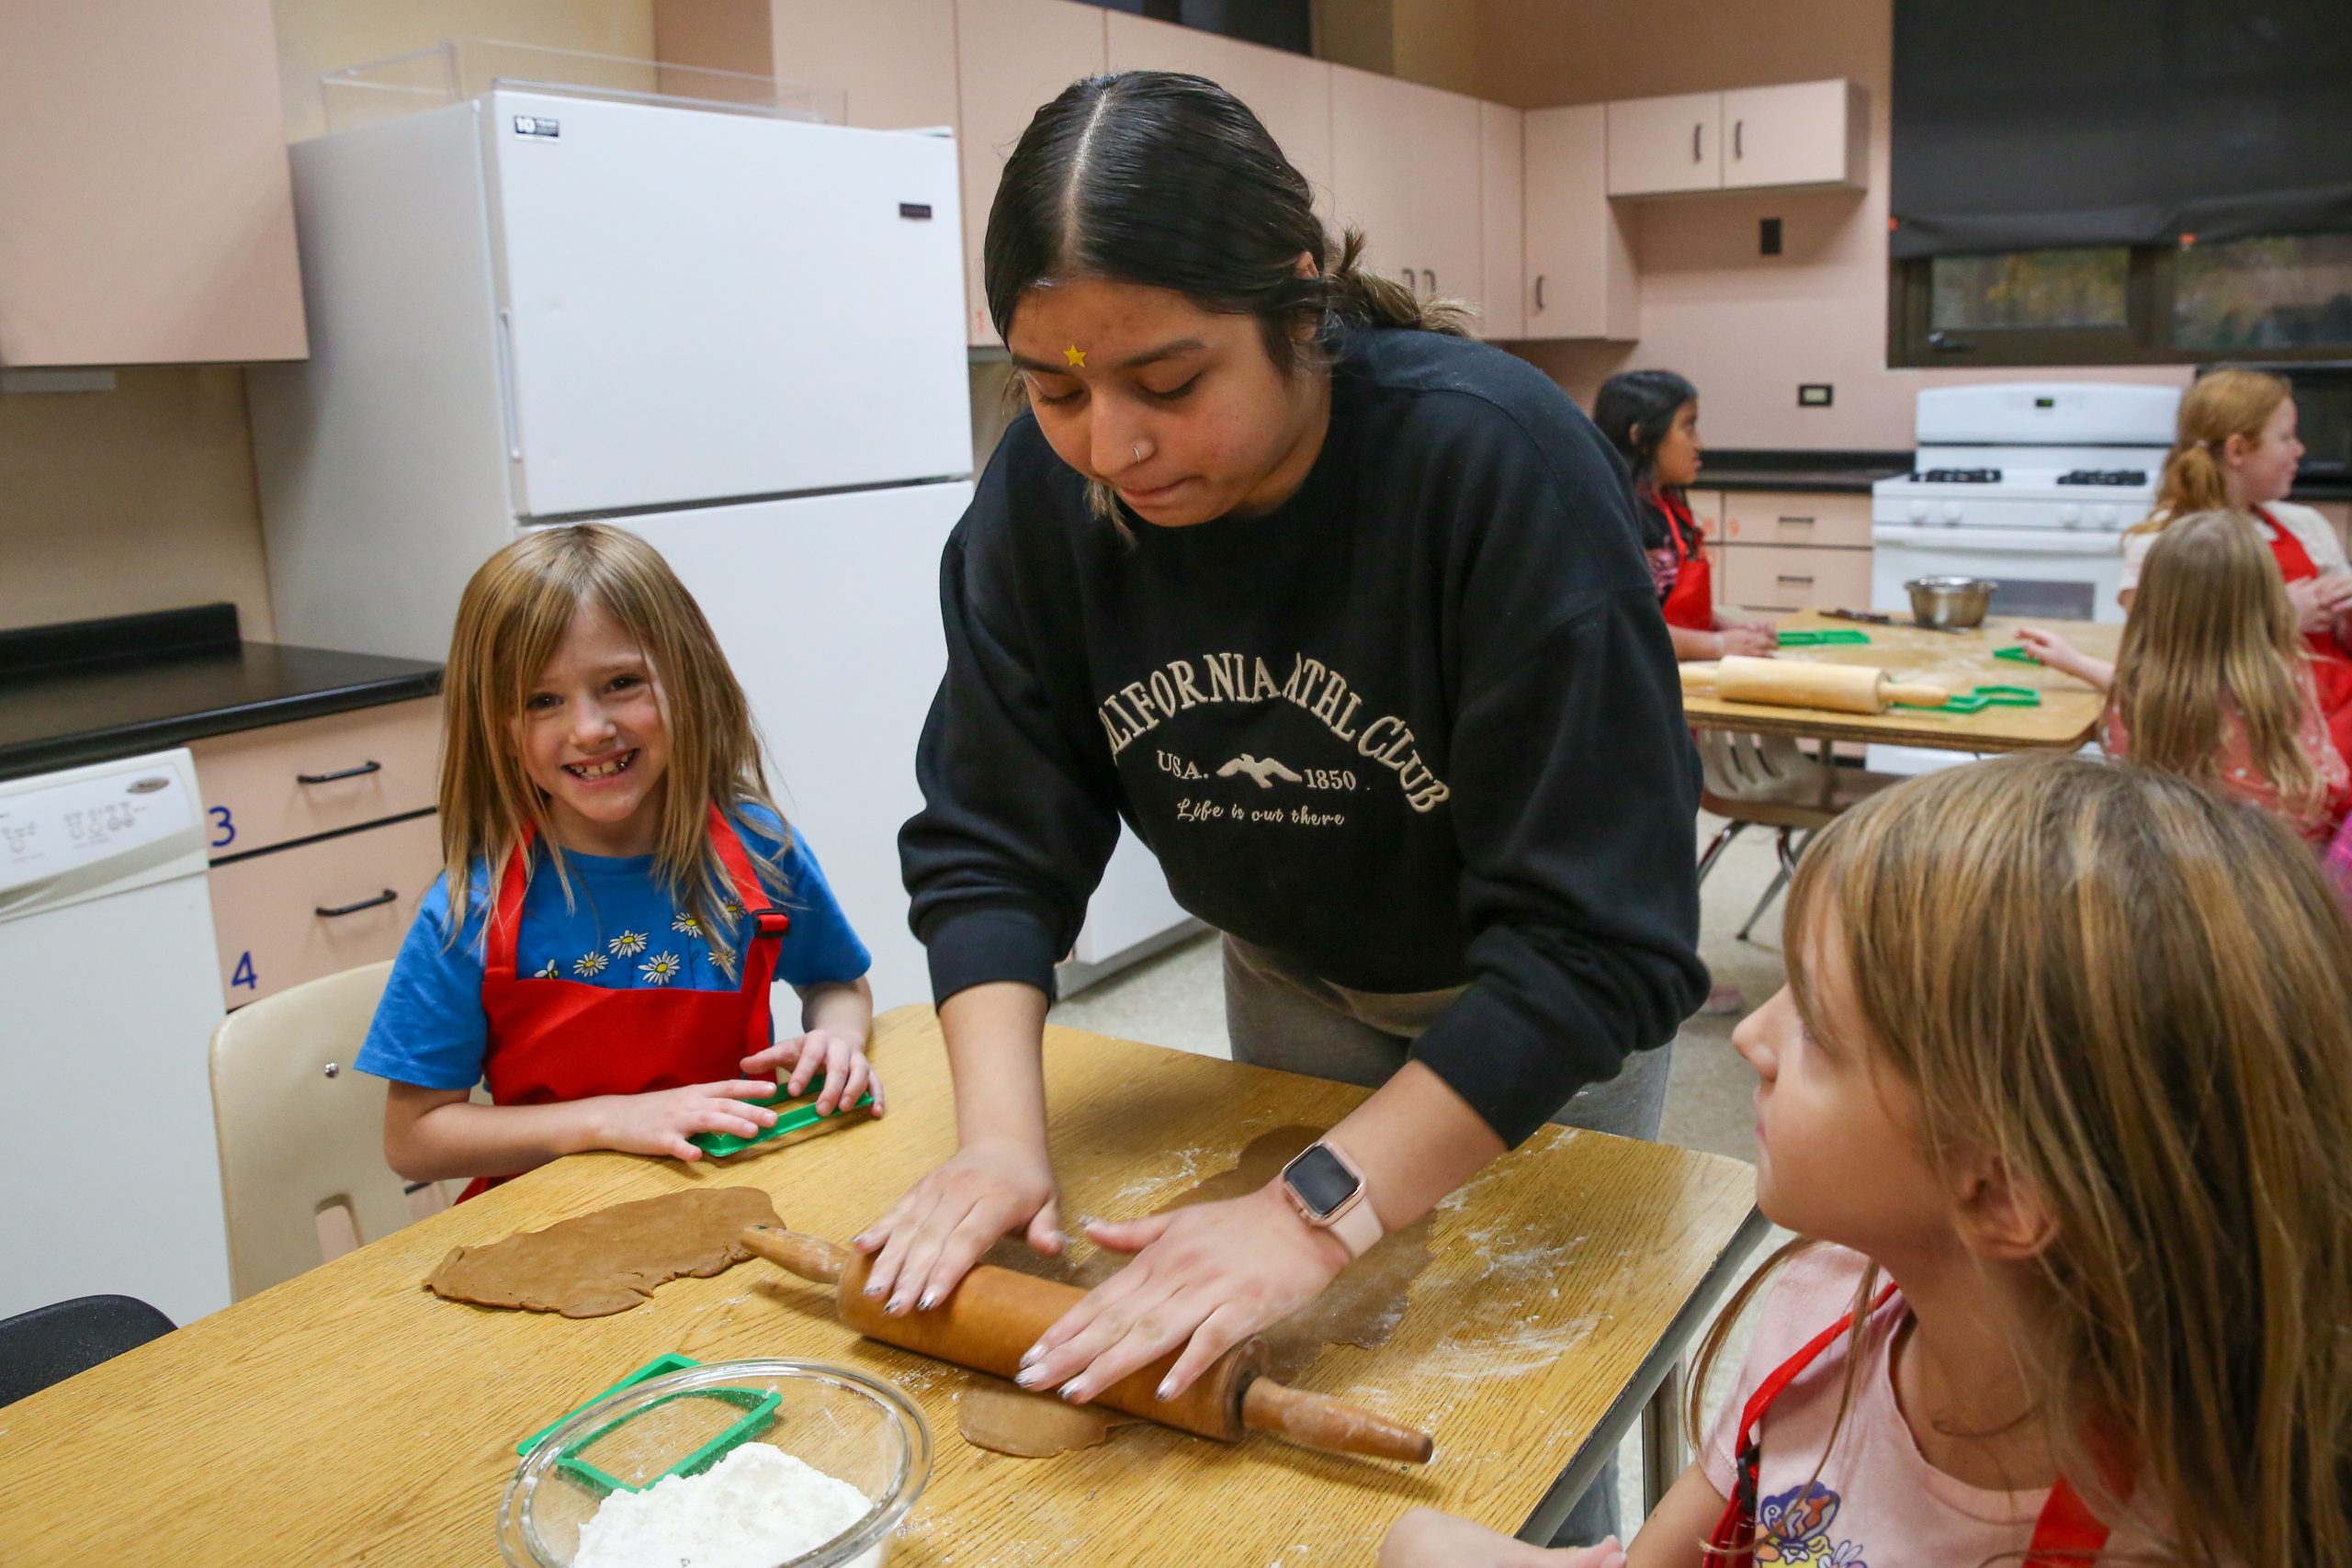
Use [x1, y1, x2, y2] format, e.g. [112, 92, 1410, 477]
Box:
[0, 1009, 1760, 1564]
[1684, 608, 2121, 751]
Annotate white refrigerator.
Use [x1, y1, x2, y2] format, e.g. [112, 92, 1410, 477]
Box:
[251, 87, 976, 1010]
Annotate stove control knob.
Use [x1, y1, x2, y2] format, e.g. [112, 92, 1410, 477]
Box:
[1907, 501, 1928, 523]
[1940, 502, 1963, 525]
[2059, 503, 2083, 525]
[2093, 504, 2118, 526]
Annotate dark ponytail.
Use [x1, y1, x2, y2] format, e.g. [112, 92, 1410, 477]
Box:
[984, 71, 1470, 377]
[1592, 369, 1698, 502]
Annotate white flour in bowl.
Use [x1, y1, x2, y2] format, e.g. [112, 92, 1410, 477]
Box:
[571, 1442, 876, 1568]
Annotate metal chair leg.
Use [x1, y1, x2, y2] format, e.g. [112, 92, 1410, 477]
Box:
[1695, 819, 1747, 886]
[1736, 828, 1814, 942]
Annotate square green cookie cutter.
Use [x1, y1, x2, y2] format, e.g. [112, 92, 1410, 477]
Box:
[1894, 683, 2042, 715]
[690, 1073, 876, 1158]
[519, 1353, 781, 1497]
[1775, 628, 1872, 647]
[1993, 644, 2041, 664]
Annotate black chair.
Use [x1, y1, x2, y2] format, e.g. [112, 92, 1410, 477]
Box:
[0, 1295, 176, 1407]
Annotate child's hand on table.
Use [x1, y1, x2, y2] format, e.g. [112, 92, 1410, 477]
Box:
[2012, 626, 2111, 689]
[589, 1080, 785, 1161]
[1379, 1508, 1627, 1568]
[1718, 620, 1777, 657]
[745, 1028, 885, 1117]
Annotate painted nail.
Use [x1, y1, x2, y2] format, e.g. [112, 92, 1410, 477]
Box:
[1019, 1342, 1044, 1368]
[917, 1292, 938, 1311]
[887, 1296, 910, 1314]
[1155, 1376, 1176, 1402]
[1060, 1382, 1088, 1404]
[1014, 1365, 1041, 1387]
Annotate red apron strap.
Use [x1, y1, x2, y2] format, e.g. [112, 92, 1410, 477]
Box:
[483, 827, 537, 982]
[706, 805, 792, 1057]
[2025, 1476, 2115, 1565]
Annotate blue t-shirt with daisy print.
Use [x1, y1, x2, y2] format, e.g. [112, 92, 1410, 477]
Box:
[355, 804, 869, 1091]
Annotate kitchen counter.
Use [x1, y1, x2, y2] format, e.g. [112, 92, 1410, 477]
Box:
[0, 604, 441, 783]
[1688, 449, 1910, 493]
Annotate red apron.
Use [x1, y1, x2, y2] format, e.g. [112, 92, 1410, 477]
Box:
[1658, 491, 1714, 632]
[1704, 1283, 2116, 1567]
[463, 805, 791, 1200]
[2257, 504, 2352, 761]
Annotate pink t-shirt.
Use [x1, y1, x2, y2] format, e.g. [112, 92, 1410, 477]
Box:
[1701, 1246, 2172, 1567]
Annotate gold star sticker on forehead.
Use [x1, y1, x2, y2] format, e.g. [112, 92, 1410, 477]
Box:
[1063, 344, 1087, 367]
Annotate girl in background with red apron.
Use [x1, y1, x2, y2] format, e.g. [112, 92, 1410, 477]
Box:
[1380, 755, 2352, 1568]
[352, 525, 883, 1195]
[1593, 369, 1777, 661]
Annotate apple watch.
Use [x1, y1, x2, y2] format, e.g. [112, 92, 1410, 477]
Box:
[1279, 1139, 1383, 1259]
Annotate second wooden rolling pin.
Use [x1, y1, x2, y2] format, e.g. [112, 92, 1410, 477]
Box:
[1681, 655, 1950, 715]
[739, 1224, 1433, 1464]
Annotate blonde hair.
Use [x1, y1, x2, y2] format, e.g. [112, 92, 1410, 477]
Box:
[2131, 368, 2291, 536]
[2109, 509, 2324, 826]
[1693, 754, 2352, 1567]
[438, 525, 786, 976]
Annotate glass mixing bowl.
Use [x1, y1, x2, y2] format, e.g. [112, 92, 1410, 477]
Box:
[498, 1359, 930, 1568]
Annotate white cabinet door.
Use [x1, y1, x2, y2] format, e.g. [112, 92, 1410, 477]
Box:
[1329, 65, 1483, 312]
[954, 0, 1108, 345]
[1721, 80, 1865, 191]
[1522, 104, 1639, 341]
[1105, 14, 1332, 214]
[1477, 102, 1524, 340]
[486, 90, 969, 518]
[1606, 90, 1721, 196]
[618, 482, 974, 1012]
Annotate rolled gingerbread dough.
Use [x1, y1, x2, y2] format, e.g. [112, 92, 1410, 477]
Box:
[426, 1185, 783, 1318]
[950, 1125, 1434, 1457]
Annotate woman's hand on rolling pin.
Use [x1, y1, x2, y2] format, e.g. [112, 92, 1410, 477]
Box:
[851, 1139, 1063, 1315]
[1015, 1180, 1350, 1405]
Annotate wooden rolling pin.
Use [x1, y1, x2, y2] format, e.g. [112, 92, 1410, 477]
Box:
[1680, 655, 1949, 715]
[739, 1224, 1433, 1465]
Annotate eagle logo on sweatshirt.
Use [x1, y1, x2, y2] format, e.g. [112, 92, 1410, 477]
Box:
[1216, 753, 1304, 790]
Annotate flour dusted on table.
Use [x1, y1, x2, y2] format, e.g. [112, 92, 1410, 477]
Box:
[571, 1443, 876, 1568]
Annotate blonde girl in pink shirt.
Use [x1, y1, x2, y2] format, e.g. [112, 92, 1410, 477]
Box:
[1383, 753, 2352, 1568]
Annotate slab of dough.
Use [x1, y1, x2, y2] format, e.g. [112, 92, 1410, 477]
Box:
[426, 1186, 783, 1318]
[957, 1378, 1137, 1457]
[951, 1125, 1435, 1456]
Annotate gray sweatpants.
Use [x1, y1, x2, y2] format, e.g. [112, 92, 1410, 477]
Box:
[1219, 933, 1674, 1544]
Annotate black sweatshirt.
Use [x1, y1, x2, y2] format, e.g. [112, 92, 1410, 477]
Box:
[899, 326, 1705, 1146]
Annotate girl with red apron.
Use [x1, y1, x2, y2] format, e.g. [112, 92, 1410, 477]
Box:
[461, 805, 789, 1201]
[1657, 490, 1715, 634]
[2254, 503, 2352, 761]
[1705, 1281, 2117, 1567]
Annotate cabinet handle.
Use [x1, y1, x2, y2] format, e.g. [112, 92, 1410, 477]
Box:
[1779, 516, 1815, 527]
[297, 760, 383, 785]
[1735, 118, 1744, 160]
[1425, 267, 1437, 293]
[1692, 122, 1702, 162]
[1533, 274, 1545, 311]
[317, 888, 398, 918]
[1775, 574, 1815, 585]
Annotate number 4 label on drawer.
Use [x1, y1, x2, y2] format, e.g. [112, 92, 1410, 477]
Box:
[232, 952, 257, 992]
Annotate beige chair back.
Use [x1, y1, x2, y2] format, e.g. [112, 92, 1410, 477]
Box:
[208, 961, 412, 1301]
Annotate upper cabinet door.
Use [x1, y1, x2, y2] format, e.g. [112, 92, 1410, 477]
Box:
[770, 0, 960, 131]
[1720, 80, 1867, 191]
[1606, 90, 1722, 197]
[1522, 104, 1639, 342]
[1329, 66, 1483, 315]
[1477, 103, 1524, 340]
[1104, 15, 1332, 215]
[955, 0, 1108, 346]
[0, 0, 305, 367]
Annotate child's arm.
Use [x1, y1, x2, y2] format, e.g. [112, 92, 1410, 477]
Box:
[1624, 1461, 1730, 1568]
[1376, 1509, 1624, 1568]
[2012, 627, 2114, 690]
[743, 976, 883, 1117]
[382, 1077, 785, 1183]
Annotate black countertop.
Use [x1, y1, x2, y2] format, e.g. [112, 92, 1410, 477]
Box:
[0, 604, 441, 784]
[1686, 449, 1911, 493]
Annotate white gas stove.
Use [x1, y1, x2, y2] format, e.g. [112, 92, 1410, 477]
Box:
[1871, 383, 2183, 624]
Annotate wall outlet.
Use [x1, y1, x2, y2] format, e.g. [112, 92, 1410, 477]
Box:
[1798, 383, 1833, 407]
[1759, 217, 1783, 256]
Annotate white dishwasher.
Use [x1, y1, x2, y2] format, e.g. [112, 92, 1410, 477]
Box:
[0, 750, 231, 1325]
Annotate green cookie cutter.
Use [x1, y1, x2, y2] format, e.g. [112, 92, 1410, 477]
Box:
[1894, 683, 2042, 714]
[689, 1073, 876, 1158]
[1775, 628, 1872, 647]
[1993, 644, 2041, 664]
[518, 1354, 781, 1498]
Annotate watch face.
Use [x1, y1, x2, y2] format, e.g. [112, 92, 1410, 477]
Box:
[1283, 1144, 1360, 1219]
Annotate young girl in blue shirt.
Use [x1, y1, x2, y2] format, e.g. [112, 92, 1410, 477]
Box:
[355, 524, 881, 1196]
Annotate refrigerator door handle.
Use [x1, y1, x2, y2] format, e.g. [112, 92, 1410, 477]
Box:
[495, 308, 523, 464]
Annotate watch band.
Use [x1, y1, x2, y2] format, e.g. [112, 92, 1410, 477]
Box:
[1326, 1185, 1384, 1258]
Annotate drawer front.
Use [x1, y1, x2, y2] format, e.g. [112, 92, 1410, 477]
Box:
[192, 697, 441, 861]
[1723, 491, 1872, 549]
[209, 812, 441, 1007]
[1721, 545, 1873, 612]
[1683, 489, 1724, 539]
